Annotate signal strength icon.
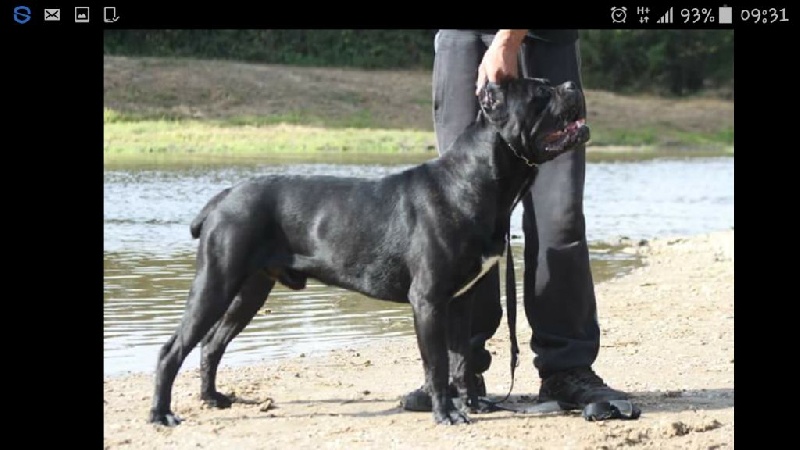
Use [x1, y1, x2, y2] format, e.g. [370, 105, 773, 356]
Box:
[657, 7, 673, 23]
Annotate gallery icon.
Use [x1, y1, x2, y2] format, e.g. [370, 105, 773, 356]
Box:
[44, 8, 60, 21]
[13, 5, 31, 24]
[75, 6, 90, 22]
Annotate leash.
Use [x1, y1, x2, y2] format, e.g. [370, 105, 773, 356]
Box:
[502, 231, 521, 401]
[469, 232, 519, 412]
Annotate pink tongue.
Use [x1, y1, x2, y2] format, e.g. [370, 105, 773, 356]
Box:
[567, 119, 585, 131]
[546, 119, 585, 143]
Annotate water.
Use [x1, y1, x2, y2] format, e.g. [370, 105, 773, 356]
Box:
[104, 155, 734, 377]
[581, 158, 734, 241]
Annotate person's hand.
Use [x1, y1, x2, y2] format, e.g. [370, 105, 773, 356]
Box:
[475, 30, 528, 95]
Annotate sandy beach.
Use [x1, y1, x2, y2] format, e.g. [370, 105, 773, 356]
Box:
[103, 229, 734, 449]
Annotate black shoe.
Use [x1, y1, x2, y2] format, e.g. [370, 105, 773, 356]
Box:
[400, 375, 487, 412]
[539, 367, 641, 421]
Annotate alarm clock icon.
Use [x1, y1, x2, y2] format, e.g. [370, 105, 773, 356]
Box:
[611, 6, 627, 23]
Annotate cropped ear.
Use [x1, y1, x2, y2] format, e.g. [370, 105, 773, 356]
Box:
[478, 81, 509, 125]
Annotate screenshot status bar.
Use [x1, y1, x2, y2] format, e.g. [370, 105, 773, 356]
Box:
[5, 4, 790, 28]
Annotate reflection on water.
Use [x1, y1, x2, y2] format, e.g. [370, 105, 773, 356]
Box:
[104, 155, 733, 377]
[104, 250, 416, 376]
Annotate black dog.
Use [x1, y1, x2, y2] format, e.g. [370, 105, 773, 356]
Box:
[149, 78, 590, 426]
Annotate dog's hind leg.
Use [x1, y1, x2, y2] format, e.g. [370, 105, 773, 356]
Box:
[199, 270, 275, 408]
[150, 238, 251, 426]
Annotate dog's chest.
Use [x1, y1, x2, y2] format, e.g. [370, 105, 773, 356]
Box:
[453, 255, 502, 298]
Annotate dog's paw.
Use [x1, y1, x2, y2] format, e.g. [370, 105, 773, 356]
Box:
[149, 409, 182, 427]
[201, 391, 233, 409]
[434, 409, 471, 425]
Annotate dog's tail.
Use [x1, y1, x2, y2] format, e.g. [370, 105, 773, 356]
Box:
[190, 187, 232, 239]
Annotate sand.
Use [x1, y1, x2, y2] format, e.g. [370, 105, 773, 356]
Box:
[103, 229, 734, 449]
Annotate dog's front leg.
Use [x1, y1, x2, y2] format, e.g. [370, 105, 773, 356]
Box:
[410, 292, 470, 425]
[447, 294, 478, 413]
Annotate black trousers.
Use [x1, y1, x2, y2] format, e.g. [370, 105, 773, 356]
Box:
[432, 30, 599, 378]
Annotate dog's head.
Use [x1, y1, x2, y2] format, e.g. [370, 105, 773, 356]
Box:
[478, 77, 590, 166]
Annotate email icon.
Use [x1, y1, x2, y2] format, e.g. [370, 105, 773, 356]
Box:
[44, 8, 61, 21]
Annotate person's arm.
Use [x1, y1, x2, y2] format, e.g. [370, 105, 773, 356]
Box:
[475, 29, 528, 94]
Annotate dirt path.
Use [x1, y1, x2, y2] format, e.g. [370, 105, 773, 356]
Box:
[103, 229, 734, 449]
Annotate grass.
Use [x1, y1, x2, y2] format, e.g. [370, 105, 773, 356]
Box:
[104, 108, 733, 159]
[103, 56, 735, 161]
[589, 126, 734, 148]
[104, 116, 436, 155]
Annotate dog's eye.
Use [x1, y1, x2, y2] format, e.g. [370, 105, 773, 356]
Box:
[535, 86, 552, 98]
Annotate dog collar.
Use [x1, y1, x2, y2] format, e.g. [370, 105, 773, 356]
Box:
[505, 140, 539, 168]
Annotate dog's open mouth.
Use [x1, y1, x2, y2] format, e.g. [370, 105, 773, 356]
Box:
[543, 118, 590, 152]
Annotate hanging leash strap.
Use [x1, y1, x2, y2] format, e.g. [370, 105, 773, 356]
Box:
[477, 231, 520, 410]
[505, 230, 521, 398]
[475, 231, 519, 410]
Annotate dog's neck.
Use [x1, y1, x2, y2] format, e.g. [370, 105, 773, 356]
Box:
[433, 122, 537, 238]
[487, 128, 539, 218]
[466, 122, 535, 200]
